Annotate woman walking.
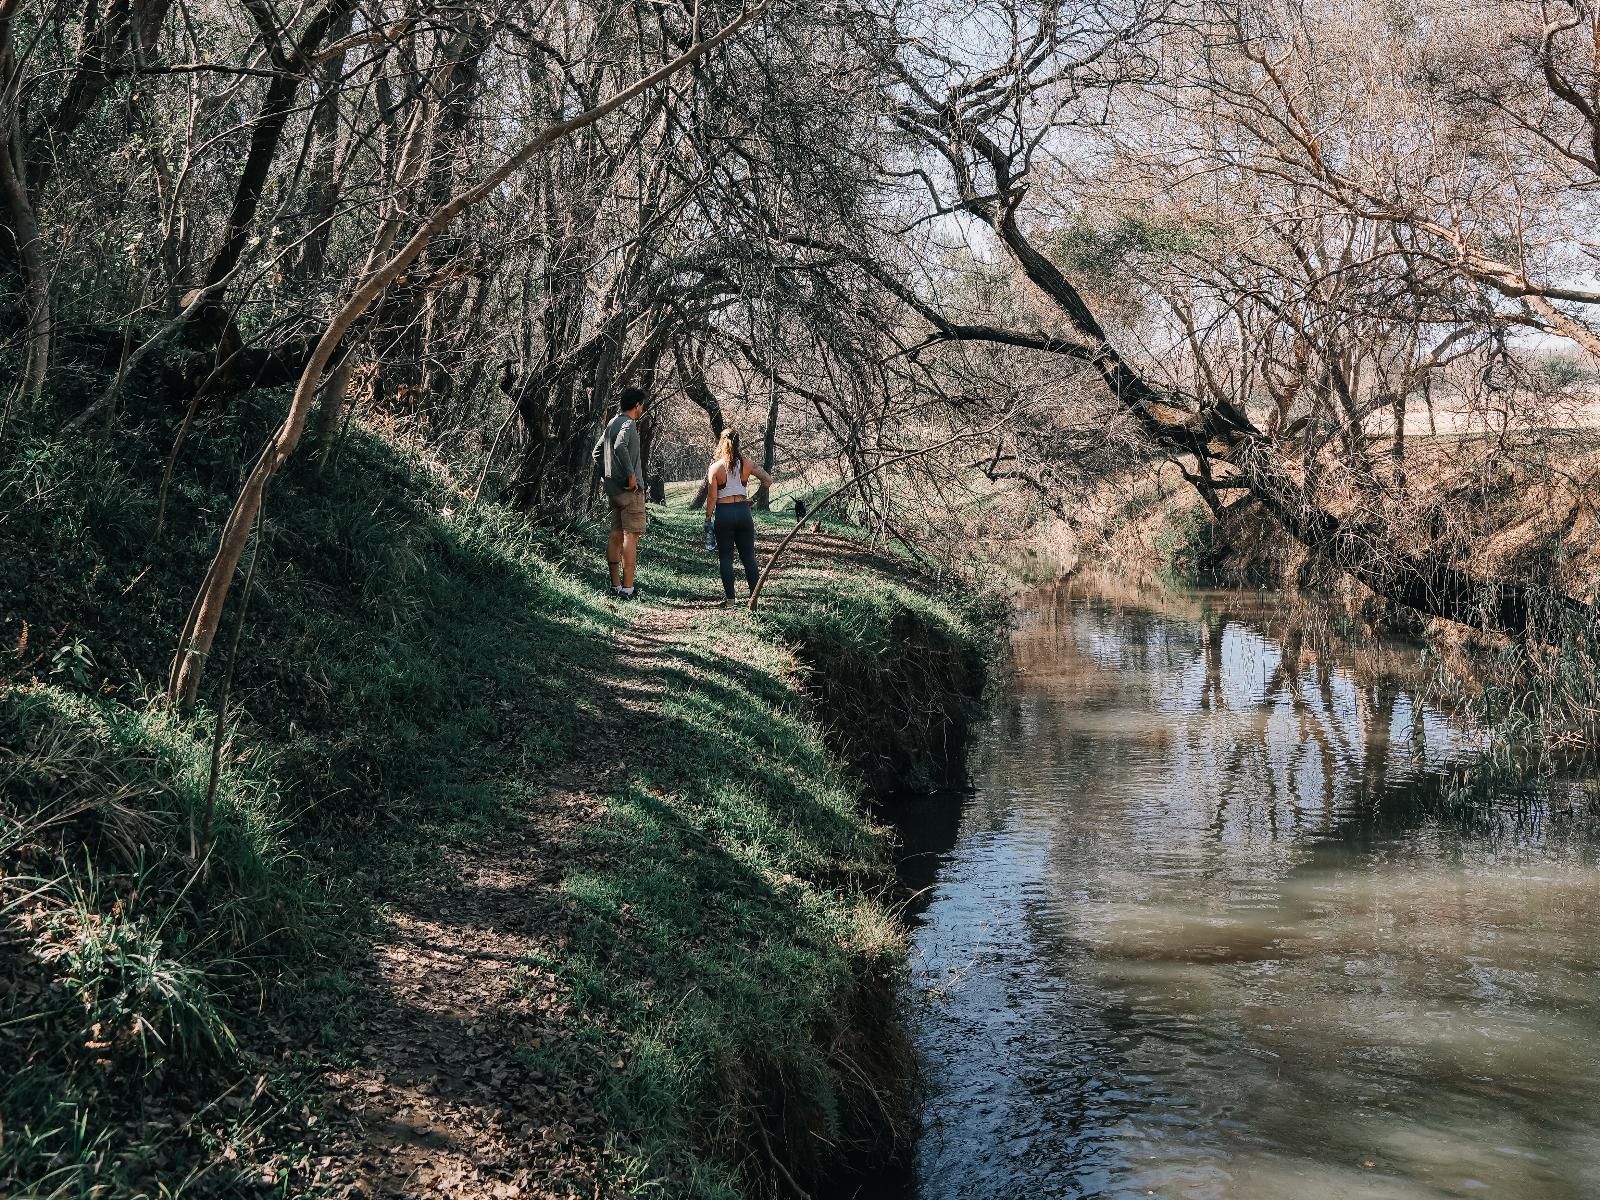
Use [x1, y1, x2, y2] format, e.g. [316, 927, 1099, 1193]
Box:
[704, 428, 774, 604]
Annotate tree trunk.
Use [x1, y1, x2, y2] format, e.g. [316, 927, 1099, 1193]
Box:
[201, 0, 359, 296]
[376, 16, 489, 428]
[288, 8, 355, 284]
[0, 10, 49, 407]
[510, 370, 554, 510]
[754, 377, 779, 510]
[638, 410, 657, 482]
[309, 351, 360, 469]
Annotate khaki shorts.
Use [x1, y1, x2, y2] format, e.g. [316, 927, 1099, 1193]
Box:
[608, 488, 647, 535]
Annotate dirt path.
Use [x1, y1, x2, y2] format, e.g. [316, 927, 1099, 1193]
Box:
[308, 523, 897, 1198]
[318, 598, 699, 1199]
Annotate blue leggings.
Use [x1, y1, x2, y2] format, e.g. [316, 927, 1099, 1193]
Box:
[714, 502, 759, 599]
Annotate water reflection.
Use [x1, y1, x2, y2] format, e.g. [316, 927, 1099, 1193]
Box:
[896, 580, 1600, 1200]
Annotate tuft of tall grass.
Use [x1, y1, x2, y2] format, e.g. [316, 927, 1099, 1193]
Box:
[1421, 602, 1600, 829]
[0, 682, 323, 1195]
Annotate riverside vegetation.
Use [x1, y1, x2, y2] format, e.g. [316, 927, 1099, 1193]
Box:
[0, 394, 994, 1199]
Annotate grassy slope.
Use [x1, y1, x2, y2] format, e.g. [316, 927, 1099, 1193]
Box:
[0, 404, 989, 1198]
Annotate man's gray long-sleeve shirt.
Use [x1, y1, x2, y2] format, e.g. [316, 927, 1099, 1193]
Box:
[592, 412, 642, 497]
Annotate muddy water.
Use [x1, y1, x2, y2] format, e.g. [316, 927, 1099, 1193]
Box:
[893, 580, 1600, 1200]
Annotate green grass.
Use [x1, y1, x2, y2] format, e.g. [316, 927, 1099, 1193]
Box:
[544, 623, 902, 1194]
[1, 400, 993, 1197]
[525, 502, 990, 1194]
[1154, 503, 1218, 587]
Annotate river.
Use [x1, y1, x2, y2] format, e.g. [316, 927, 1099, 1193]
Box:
[891, 579, 1600, 1200]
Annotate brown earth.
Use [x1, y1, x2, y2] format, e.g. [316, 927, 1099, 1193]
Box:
[1051, 438, 1600, 615]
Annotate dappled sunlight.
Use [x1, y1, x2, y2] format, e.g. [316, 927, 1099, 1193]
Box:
[394, 503, 964, 1194]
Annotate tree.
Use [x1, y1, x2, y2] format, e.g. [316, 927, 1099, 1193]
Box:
[826, 0, 1593, 638]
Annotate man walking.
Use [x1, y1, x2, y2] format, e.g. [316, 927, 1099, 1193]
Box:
[592, 387, 648, 600]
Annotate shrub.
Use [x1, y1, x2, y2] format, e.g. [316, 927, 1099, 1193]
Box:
[1155, 504, 1218, 585]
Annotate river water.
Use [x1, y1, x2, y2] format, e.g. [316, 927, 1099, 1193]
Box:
[892, 579, 1600, 1200]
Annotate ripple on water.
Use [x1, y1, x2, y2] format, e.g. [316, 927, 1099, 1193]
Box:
[894, 583, 1600, 1200]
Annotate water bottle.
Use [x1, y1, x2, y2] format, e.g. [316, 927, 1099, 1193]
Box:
[703, 518, 716, 553]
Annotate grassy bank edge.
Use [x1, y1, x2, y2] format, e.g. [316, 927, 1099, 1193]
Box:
[1, 411, 997, 1198]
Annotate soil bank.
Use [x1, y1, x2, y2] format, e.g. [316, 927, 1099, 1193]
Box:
[1040, 444, 1599, 637]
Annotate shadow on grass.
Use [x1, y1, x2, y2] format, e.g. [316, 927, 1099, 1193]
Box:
[1, 413, 635, 1195]
[2, 419, 936, 1199]
[356, 505, 915, 1195]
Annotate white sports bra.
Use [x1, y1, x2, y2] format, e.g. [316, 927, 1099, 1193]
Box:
[716, 459, 750, 500]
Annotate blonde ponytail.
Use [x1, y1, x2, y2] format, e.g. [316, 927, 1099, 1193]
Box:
[715, 428, 741, 473]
